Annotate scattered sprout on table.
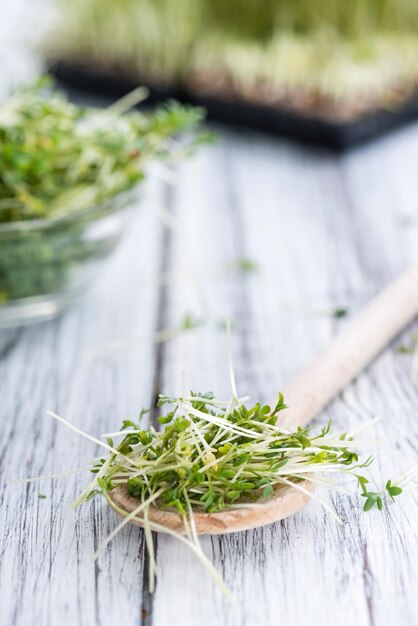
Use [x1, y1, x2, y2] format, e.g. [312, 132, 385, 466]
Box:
[333, 307, 349, 319]
[395, 332, 418, 354]
[83, 311, 206, 360]
[395, 331, 418, 387]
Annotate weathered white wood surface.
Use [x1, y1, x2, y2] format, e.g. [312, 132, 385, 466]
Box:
[1, 4, 418, 625]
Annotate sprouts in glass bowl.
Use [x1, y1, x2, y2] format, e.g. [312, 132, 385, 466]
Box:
[0, 192, 133, 326]
[0, 78, 205, 327]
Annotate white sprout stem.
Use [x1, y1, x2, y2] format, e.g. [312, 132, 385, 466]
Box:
[83, 324, 190, 360]
[184, 492, 201, 549]
[209, 424, 229, 448]
[275, 463, 366, 475]
[150, 162, 179, 185]
[72, 453, 116, 509]
[181, 369, 187, 399]
[137, 257, 255, 288]
[227, 502, 270, 510]
[278, 476, 343, 525]
[186, 428, 207, 464]
[143, 505, 158, 592]
[101, 430, 143, 438]
[95, 488, 164, 560]
[247, 419, 293, 435]
[187, 414, 213, 454]
[145, 520, 234, 602]
[410, 345, 418, 388]
[288, 474, 355, 495]
[226, 319, 239, 401]
[103, 87, 149, 116]
[104, 493, 234, 601]
[47, 411, 139, 469]
[231, 464, 247, 484]
[346, 416, 381, 438]
[9, 467, 91, 484]
[181, 510, 192, 541]
[150, 201, 215, 322]
[310, 437, 380, 449]
[394, 462, 418, 487]
[177, 401, 262, 439]
[182, 395, 250, 408]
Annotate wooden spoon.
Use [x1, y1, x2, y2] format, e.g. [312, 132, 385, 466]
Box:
[109, 266, 418, 534]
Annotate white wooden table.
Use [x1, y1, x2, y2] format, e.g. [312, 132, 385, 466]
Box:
[1, 4, 418, 625]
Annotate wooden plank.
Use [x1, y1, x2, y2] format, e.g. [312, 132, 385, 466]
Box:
[0, 183, 166, 626]
[148, 129, 418, 626]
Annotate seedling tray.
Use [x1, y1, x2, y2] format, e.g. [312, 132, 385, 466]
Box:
[49, 60, 418, 150]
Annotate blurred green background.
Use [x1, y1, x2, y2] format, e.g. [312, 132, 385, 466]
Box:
[48, 0, 418, 120]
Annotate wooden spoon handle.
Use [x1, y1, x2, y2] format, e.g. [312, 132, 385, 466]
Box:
[282, 266, 418, 427]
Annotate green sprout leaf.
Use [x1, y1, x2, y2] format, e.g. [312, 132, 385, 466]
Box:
[236, 258, 259, 273]
[364, 497, 377, 512]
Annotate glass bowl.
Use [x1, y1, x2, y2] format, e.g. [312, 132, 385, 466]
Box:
[0, 191, 134, 328]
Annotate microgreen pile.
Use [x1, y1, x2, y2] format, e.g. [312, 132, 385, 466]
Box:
[84, 392, 381, 516]
[44, 383, 418, 594]
[0, 77, 204, 223]
[0, 78, 205, 303]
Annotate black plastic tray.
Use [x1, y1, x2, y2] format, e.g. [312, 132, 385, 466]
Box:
[49, 60, 418, 150]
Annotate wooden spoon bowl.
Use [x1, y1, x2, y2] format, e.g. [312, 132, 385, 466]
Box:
[108, 482, 315, 535]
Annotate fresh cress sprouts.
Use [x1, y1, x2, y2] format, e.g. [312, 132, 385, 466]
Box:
[0, 77, 208, 303]
[80, 393, 402, 516]
[0, 77, 205, 224]
[43, 387, 415, 594]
